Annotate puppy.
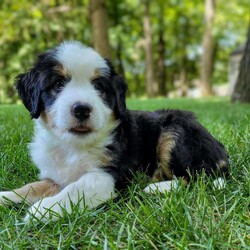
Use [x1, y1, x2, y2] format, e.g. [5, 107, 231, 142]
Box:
[0, 41, 229, 221]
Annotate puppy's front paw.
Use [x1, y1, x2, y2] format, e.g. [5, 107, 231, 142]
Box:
[24, 198, 63, 222]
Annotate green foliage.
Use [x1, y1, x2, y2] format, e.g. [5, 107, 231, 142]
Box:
[0, 98, 249, 248]
[0, 0, 249, 102]
[0, 0, 90, 103]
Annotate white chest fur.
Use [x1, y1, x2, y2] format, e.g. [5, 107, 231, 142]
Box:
[30, 122, 113, 187]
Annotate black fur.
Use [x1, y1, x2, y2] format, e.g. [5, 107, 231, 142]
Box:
[15, 48, 70, 118]
[105, 109, 229, 191]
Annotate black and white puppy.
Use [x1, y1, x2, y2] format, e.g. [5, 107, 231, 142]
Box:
[0, 41, 229, 221]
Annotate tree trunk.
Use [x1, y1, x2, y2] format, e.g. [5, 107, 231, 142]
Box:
[179, 60, 187, 96]
[231, 26, 250, 103]
[112, 2, 125, 78]
[179, 18, 189, 97]
[157, 11, 167, 96]
[89, 0, 112, 58]
[143, 0, 158, 97]
[200, 0, 216, 96]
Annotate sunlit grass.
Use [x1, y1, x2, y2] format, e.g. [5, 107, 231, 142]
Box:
[0, 98, 249, 249]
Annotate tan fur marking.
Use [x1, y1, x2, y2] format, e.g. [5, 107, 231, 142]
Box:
[216, 160, 227, 169]
[53, 64, 68, 78]
[9, 179, 60, 205]
[40, 111, 48, 124]
[154, 132, 177, 180]
[153, 168, 164, 180]
[40, 111, 54, 130]
[91, 68, 102, 80]
[100, 153, 113, 167]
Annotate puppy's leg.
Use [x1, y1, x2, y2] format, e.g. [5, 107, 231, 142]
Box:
[25, 171, 116, 221]
[0, 179, 61, 205]
[143, 178, 188, 194]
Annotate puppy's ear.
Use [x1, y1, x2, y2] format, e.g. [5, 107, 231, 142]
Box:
[112, 75, 127, 120]
[15, 69, 43, 119]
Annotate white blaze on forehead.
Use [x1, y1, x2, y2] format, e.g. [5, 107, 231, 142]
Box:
[55, 41, 109, 80]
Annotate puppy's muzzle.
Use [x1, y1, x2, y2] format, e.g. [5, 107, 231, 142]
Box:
[71, 102, 92, 122]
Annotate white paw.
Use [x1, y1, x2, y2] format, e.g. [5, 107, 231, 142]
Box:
[23, 198, 64, 222]
[213, 177, 226, 190]
[143, 180, 179, 194]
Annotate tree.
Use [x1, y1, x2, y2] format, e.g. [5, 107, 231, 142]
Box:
[0, 0, 90, 103]
[107, 0, 126, 77]
[231, 26, 250, 103]
[200, 0, 216, 96]
[156, 3, 167, 96]
[143, 0, 158, 97]
[0, 0, 249, 102]
[89, 0, 112, 59]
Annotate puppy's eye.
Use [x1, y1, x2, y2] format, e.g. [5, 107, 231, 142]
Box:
[96, 86, 104, 94]
[52, 77, 68, 91]
[54, 81, 63, 90]
[92, 78, 109, 99]
[97, 87, 106, 97]
[99, 90, 106, 99]
[93, 81, 103, 91]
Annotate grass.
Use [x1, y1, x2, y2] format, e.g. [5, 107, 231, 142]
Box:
[0, 98, 249, 249]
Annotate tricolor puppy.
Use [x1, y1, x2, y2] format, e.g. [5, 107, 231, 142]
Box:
[0, 41, 229, 221]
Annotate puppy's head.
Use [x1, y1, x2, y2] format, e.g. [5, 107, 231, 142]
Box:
[15, 41, 127, 143]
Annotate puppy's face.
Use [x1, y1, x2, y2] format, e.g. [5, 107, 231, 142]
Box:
[15, 41, 127, 144]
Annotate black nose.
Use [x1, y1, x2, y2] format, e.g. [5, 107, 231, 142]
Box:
[71, 102, 92, 121]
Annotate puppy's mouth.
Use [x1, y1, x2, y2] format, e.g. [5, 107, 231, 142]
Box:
[69, 125, 92, 135]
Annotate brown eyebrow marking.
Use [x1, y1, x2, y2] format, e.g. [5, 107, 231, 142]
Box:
[53, 64, 70, 78]
[91, 68, 102, 81]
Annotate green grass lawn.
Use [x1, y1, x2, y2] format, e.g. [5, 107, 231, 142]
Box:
[0, 98, 249, 249]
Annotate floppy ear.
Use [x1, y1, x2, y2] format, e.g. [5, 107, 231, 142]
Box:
[15, 69, 43, 119]
[112, 75, 127, 120]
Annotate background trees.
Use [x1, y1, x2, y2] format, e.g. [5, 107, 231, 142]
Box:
[200, 0, 216, 96]
[0, 0, 249, 103]
[89, 0, 112, 58]
[143, 0, 158, 97]
[231, 25, 250, 103]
